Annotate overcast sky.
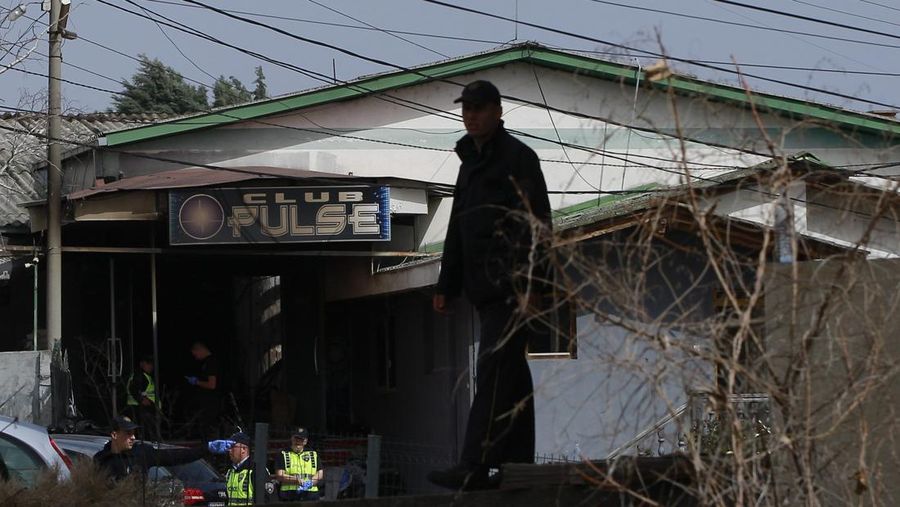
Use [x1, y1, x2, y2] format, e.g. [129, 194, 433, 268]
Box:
[1, 0, 897, 115]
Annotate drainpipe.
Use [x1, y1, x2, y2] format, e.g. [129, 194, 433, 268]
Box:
[25, 254, 40, 422]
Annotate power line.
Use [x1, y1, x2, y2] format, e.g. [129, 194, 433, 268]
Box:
[789, 0, 900, 29]
[713, 0, 900, 42]
[552, 46, 900, 76]
[65, 23, 216, 91]
[860, 0, 900, 15]
[0, 10, 46, 66]
[590, 0, 900, 50]
[711, 0, 891, 76]
[103, 0, 333, 85]
[142, 0, 508, 46]
[22, 10, 225, 91]
[531, 64, 599, 191]
[304, 0, 448, 59]
[421, 0, 900, 111]
[2, 64, 124, 95]
[130, 0, 219, 82]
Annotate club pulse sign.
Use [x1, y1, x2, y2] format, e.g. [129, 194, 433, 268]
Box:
[169, 186, 391, 245]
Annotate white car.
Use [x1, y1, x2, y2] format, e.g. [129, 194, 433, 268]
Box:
[0, 415, 73, 485]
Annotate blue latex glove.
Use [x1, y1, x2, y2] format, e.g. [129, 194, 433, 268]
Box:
[208, 439, 235, 454]
[185, 376, 199, 386]
[300, 479, 314, 491]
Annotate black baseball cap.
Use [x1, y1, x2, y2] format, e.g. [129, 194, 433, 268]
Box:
[453, 80, 501, 106]
[230, 432, 252, 447]
[111, 415, 140, 432]
[291, 427, 309, 439]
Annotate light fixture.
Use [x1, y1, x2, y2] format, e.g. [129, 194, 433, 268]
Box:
[7, 4, 26, 22]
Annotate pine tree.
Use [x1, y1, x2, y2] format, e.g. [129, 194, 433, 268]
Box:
[212, 75, 252, 107]
[252, 66, 268, 101]
[112, 55, 208, 114]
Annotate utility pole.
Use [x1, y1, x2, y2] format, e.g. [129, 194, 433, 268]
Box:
[47, 0, 65, 425]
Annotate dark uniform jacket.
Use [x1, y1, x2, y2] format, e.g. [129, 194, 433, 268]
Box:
[436, 122, 553, 307]
[93, 441, 207, 482]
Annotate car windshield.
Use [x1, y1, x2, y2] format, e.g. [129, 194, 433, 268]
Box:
[164, 459, 222, 483]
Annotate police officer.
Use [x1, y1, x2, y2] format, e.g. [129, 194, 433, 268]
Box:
[274, 427, 322, 501]
[126, 355, 160, 442]
[225, 432, 257, 506]
[94, 415, 233, 482]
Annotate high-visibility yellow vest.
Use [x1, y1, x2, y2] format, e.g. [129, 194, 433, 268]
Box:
[225, 466, 254, 506]
[280, 449, 318, 492]
[126, 372, 159, 408]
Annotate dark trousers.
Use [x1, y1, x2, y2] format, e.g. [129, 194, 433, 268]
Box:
[461, 300, 536, 467]
[129, 404, 160, 442]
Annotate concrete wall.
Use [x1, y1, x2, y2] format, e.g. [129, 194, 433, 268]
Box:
[764, 259, 900, 505]
[0, 350, 51, 425]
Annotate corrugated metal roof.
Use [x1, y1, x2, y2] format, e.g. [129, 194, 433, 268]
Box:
[0, 113, 170, 228]
[66, 165, 355, 200]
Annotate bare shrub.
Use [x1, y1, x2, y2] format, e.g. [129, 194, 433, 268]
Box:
[0, 460, 179, 507]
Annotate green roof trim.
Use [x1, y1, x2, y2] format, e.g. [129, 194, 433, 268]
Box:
[103, 48, 529, 146]
[523, 49, 900, 137]
[552, 183, 660, 218]
[102, 44, 900, 147]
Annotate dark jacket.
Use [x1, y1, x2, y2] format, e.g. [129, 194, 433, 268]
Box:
[436, 123, 552, 307]
[93, 441, 208, 482]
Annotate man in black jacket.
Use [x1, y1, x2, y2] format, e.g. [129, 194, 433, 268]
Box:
[94, 415, 233, 482]
[429, 80, 553, 490]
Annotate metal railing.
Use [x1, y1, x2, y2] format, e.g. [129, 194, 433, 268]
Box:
[603, 392, 772, 460]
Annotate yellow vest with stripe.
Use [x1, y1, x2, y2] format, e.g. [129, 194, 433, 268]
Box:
[280, 449, 319, 492]
[126, 372, 159, 408]
[225, 466, 254, 506]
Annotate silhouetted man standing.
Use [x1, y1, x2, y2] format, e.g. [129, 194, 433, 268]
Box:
[186, 341, 221, 440]
[429, 80, 552, 490]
